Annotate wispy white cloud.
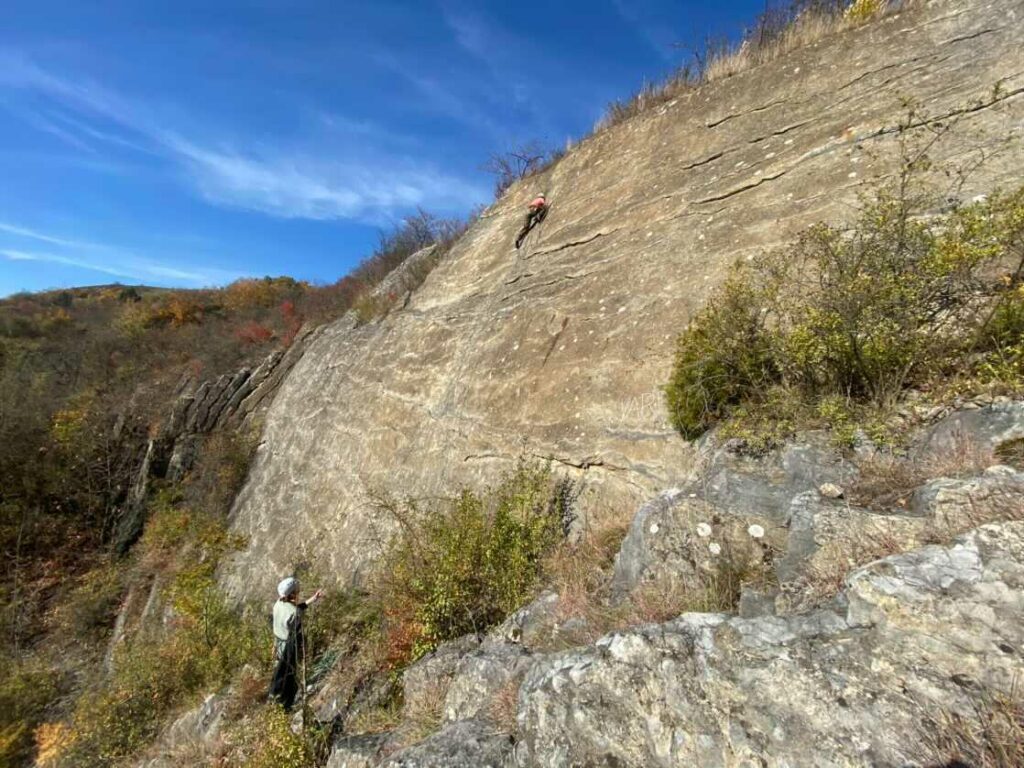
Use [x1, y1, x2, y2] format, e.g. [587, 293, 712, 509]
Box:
[0, 49, 488, 223]
[611, 0, 677, 63]
[1, 247, 242, 286]
[2, 248, 150, 281]
[436, 5, 559, 139]
[0, 221, 97, 249]
[14, 108, 99, 154]
[0, 218, 246, 287]
[167, 136, 485, 221]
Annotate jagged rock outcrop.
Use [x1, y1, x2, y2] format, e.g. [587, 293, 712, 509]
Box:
[612, 489, 782, 598]
[223, 0, 1024, 600]
[615, 403, 1024, 611]
[513, 521, 1024, 767]
[112, 324, 324, 551]
[380, 719, 513, 768]
[136, 694, 226, 768]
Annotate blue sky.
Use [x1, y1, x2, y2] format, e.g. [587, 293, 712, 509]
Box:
[0, 1, 765, 297]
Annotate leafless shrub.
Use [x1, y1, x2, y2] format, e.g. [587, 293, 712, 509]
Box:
[793, 521, 910, 606]
[487, 678, 521, 733]
[995, 438, 1024, 470]
[534, 509, 776, 649]
[482, 142, 561, 199]
[850, 435, 995, 511]
[637, 547, 772, 620]
[597, 1, 913, 133]
[542, 510, 632, 626]
[347, 699, 403, 736]
[399, 679, 447, 744]
[921, 680, 1024, 768]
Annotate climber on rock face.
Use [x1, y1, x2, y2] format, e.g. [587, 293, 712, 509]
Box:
[515, 192, 548, 249]
[269, 577, 323, 711]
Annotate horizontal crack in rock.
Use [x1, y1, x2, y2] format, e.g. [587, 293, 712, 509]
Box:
[681, 151, 725, 170]
[941, 27, 998, 45]
[706, 99, 785, 128]
[530, 228, 620, 257]
[694, 169, 789, 204]
[500, 270, 598, 302]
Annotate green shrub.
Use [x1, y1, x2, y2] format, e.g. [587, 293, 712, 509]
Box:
[978, 284, 1024, 386]
[222, 704, 317, 768]
[664, 271, 778, 439]
[373, 462, 574, 665]
[56, 499, 266, 768]
[665, 176, 1024, 443]
[0, 657, 59, 766]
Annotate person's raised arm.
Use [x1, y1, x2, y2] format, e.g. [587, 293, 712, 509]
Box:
[301, 589, 324, 608]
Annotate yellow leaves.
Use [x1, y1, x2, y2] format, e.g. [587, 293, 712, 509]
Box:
[114, 291, 206, 336]
[49, 389, 96, 448]
[51, 407, 87, 447]
[34, 722, 73, 767]
[843, 1, 892, 26]
[222, 276, 301, 312]
[163, 295, 204, 326]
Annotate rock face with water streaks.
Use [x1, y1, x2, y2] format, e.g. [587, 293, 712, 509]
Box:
[223, 0, 1024, 599]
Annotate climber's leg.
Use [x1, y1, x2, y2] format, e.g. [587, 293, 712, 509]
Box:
[515, 212, 535, 249]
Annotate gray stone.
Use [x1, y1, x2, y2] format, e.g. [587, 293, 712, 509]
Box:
[612, 488, 781, 598]
[484, 591, 560, 648]
[915, 400, 1024, 459]
[136, 694, 226, 767]
[166, 434, 202, 483]
[403, 634, 481, 710]
[695, 432, 857, 525]
[818, 482, 844, 499]
[514, 522, 1024, 768]
[737, 585, 779, 618]
[910, 468, 1024, 531]
[443, 643, 533, 723]
[380, 719, 512, 768]
[326, 734, 389, 768]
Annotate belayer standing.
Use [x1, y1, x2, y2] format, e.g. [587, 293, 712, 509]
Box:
[515, 192, 548, 249]
[269, 577, 323, 711]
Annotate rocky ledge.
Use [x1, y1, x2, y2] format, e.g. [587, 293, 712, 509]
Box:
[309, 402, 1024, 768]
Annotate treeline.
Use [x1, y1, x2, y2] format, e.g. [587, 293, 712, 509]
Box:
[0, 209, 466, 673]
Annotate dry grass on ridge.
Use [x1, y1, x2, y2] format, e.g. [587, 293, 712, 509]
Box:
[597, 0, 910, 132]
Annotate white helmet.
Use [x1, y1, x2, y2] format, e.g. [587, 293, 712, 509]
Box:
[277, 577, 298, 598]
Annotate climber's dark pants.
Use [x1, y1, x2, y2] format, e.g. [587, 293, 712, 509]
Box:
[516, 207, 546, 247]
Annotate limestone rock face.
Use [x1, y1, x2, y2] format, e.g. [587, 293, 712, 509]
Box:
[513, 521, 1024, 768]
[443, 643, 533, 723]
[135, 694, 226, 768]
[915, 400, 1024, 458]
[326, 735, 389, 768]
[612, 489, 782, 598]
[378, 719, 513, 768]
[223, 0, 1024, 599]
[402, 635, 482, 714]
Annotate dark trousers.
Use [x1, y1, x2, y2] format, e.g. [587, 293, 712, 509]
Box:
[269, 631, 302, 711]
[516, 206, 546, 246]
